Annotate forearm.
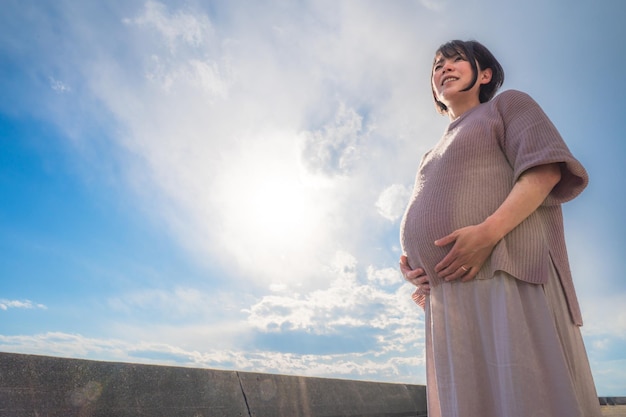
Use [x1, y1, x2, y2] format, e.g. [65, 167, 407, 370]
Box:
[483, 163, 561, 241]
[433, 163, 562, 281]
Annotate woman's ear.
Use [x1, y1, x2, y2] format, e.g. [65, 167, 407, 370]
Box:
[480, 68, 493, 85]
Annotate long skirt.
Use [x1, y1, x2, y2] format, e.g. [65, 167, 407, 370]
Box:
[424, 262, 601, 417]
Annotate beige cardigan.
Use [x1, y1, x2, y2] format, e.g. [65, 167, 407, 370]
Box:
[400, 90, 588, 325]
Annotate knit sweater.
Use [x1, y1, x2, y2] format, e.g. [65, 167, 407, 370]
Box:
[400, 90, 588, 325]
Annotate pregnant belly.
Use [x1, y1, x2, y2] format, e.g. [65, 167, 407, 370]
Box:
[400, 199, 454, 282]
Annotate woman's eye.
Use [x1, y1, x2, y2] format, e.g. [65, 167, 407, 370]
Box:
[454, 55, 464, 61]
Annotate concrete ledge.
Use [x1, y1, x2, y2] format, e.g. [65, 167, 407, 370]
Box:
[601, 397, 626, 406]
[0, 352, 427, 417]
[238, 371, 426, 416]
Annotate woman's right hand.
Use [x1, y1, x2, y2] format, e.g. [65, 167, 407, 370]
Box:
[400, 255, 430, 308]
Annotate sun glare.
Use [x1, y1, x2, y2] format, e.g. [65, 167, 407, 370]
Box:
[248, 176, 317, 242]
[211, 132, 332, 280]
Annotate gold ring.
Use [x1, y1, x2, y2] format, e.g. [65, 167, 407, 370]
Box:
[461, 266, 469, 272]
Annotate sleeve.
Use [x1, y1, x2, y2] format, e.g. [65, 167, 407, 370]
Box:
[496, 90, 588, 205]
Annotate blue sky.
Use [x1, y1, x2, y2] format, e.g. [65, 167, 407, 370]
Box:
[1, 0, 625, 396]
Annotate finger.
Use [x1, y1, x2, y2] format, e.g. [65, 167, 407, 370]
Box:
[399, 256, 408, 271]
[414, 279, 431, 296]
[444, 265, 470, 282]
[400, 264, 410, 276]
[434, 250, 458, 273]
[416, 275, 429, 286]
[399, 256, 415, 276]
[407, 267, 426, 279]
[461, 268, 478, 282]
[434, 232, 456, 247]
[406, 272, 429, 288]
[435, 260, 450, 274]
[407, 272, 426, 286]
[436, 258, 460, 276]
[403, 266, 424, 277]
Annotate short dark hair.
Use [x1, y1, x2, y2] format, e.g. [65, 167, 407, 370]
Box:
[431, 40, 505, 114]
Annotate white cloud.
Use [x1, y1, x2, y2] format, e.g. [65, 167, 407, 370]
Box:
[0, 330, 425, 382]
[85, 0, 436, 290]
[49, 77, 71, 93]
[0, 260, 427, 381]
[107, 287, 239, 319]
[375, 184, 412, 222]
[144, 55, 231, 99]
[245, 251, 366, 333]
[245, 251, 422, 355]
[0, 299, 47, 311]
[367, 265, 403, 286]
[123, 0, 213, 52]
[299, 103, 370, 177]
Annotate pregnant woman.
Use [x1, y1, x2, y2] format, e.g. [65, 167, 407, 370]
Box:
[399, 39, 601, 417]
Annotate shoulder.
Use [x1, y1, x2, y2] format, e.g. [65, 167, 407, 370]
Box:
[488, 89, 548, 122]
[491, 89, 538, 108]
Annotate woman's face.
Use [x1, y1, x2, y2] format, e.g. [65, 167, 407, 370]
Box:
[431, 52, 477, 103]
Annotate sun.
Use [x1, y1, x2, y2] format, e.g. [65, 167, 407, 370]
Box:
[248, 177, 313, 241]
[208, 131, 333, 284]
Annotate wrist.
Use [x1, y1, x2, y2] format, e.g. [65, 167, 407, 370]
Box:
[481, 216, 508, 244]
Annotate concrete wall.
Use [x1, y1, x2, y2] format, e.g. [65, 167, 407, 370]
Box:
[0, 352, 427, 417]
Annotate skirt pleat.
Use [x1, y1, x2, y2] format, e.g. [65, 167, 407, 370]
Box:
[424, 262, 601, 417]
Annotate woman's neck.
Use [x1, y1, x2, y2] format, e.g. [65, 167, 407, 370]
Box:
[446, 96, 481, 121]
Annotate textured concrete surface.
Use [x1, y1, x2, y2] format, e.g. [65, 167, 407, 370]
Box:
[238, 371, 426, 417]
[0, 352, 427, 417]
[0, 352, 249, 417]
[601, 397, 626, 416]
[601, 405, 626, 416]
[1, 351, 622, 416]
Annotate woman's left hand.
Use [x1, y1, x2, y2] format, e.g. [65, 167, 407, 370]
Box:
[433, 223, 500, 282]
[433, 164, 561, 282]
